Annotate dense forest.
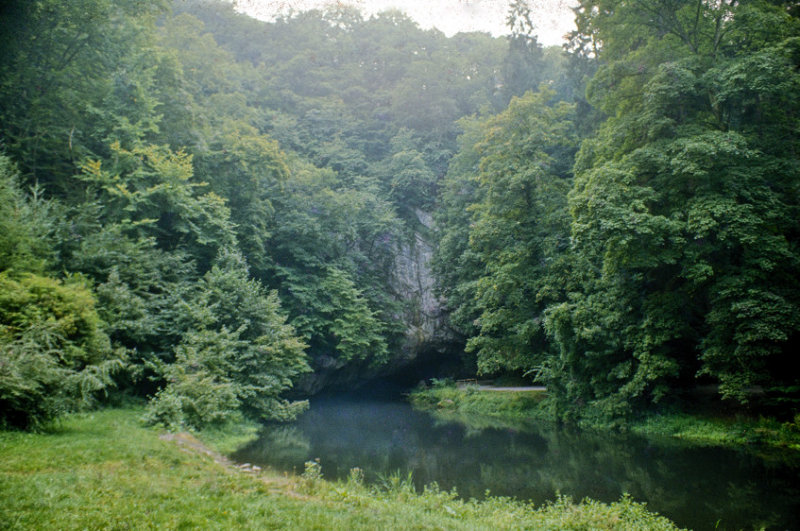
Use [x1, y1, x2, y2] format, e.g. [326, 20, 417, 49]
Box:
[1, 0, 799, 430]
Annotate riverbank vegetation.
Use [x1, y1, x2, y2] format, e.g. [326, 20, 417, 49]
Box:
[410, 383, 800, 451]
[409, 380, 550, 424]
[632, 412, 800, 451]
[0, 408, 682, 530]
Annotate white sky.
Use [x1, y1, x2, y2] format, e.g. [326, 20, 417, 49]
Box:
[236, 0, 577, 46]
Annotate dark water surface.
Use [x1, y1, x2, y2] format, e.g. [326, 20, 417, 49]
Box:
[232, 393, 800, 530]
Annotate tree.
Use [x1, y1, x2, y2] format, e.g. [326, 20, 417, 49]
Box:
[78, 142, 235, 269]
[0, 272, 121, 429]
[264, 160, 402, 377]
[145, 248, 310, 429]
[193, 122, 291, 276]
[0, 155, 53, 273]
[549, 0, 800, 419]
[462, 89, 577, 376]
[500, 0, 545, 104]
[0, 0, 168, 190]
[433, 117, 490, 341]
[0, 154, 122, 428]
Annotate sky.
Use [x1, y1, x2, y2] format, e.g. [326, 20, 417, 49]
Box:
[236, 0, 578, 46]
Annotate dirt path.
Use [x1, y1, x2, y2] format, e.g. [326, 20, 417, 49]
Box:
[160, 432, 232, 466]
[160, 432, 304, 497]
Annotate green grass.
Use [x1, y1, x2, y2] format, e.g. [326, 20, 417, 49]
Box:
[195, 417, 262, 455]
[409, 382, 550, 423]
[631, 412, 800, 451]
[410, 384, 800, 452]
[0, 407, 681, 530]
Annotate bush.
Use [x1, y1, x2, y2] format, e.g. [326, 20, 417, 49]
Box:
[144, 249, 310, 430]
[142, 328, 243, 430]
[0, 272, 121, 428]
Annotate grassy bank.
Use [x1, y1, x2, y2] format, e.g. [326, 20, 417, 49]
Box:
[409, 384, 800, 451]
[631, 412, 800, 451]
[195, 417, 263, 455]
[0, 408, 681, 530]
[408, 381, 550, 425]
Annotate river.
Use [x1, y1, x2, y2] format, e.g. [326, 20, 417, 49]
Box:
[232, 390, 800, 530]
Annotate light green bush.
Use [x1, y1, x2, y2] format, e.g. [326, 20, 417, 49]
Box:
[0, 272, 120, 428]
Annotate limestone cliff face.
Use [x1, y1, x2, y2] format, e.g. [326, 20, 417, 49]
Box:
[390, 209, 449, 362]
[294, 209, 452, 394]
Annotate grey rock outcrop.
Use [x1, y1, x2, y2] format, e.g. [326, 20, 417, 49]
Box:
[391, 209, 449, 360]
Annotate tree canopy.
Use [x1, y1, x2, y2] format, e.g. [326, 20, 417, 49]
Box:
[2, 0, 798, 428]
[436, 0, 800, 424]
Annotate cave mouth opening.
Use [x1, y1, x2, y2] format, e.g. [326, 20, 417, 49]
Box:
[320, 346, 476, 401]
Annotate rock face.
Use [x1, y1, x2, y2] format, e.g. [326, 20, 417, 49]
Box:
[294, 209, 454, 395]
[391, 209, 450, 362]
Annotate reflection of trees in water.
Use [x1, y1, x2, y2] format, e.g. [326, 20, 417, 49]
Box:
[518, 429, 795, 530]
[232, 425, 311, 470]
[233, 399, 800, 530]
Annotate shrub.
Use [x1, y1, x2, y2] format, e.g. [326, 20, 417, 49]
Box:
[142, 328, 243, 430]
[0, 272, 121, 428]
[144, 248, 310, 430]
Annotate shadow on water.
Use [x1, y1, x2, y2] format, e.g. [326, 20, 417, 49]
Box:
[232, 389, 800, 531]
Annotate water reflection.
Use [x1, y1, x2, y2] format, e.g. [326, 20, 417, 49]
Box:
[232, 396, 800, 530]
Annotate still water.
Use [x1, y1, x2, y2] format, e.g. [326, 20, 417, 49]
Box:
[232, 393, 800, 530]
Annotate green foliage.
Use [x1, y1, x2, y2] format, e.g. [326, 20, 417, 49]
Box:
[466, 89, 577, 376]
[0, 272, 121, 428]
[6, 0, 798, 430]
[632, 412, 800, 451]
[0, 0, 169, 188]
[435, 88, 577, 377]
[145, 249, 310, 430]
[548, 0, 800, 421]
[144, 328, 244, 429]
[174, 0, 550, 220]
[152, 6, 420, 376]
[434, 0, 800, 425]
[378, 142, 437, 220]
[501, 0, 546, 103]
[409, 384, 551, 427]
[2, 0, 581, 405]
[432, 117, 488, 340]
[193, 124, 289, 275]
[412, 384, 800, 451]
[88, 241, 195, 358]
[0, 154, 123, 428]
[286, 267, 389, 368]
[79, 142, 235, 267]
[0, 155, 54, 273]
[263, 159, 402, 373]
